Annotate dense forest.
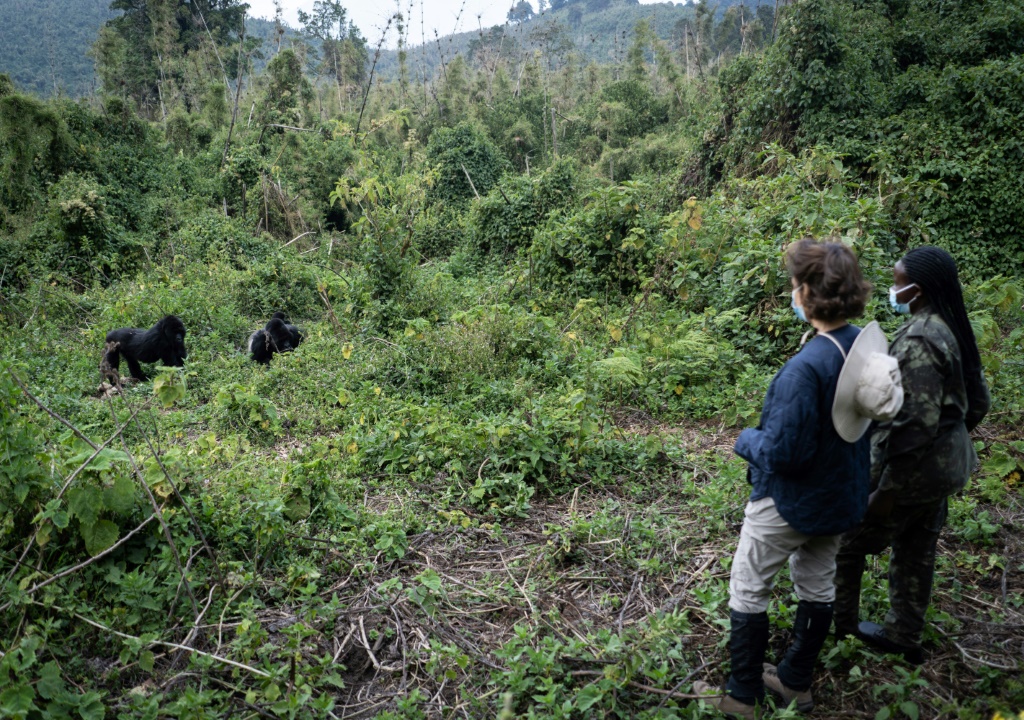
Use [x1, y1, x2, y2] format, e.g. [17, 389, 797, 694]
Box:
[1, 0, 1023, 717]
[0, 0, 294, 98]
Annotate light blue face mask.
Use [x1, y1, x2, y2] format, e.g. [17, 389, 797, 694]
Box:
[889, 283, 920, 314]
[791, 285, 808, 323]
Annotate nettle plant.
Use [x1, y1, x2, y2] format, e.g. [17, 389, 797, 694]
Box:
[330, 160, 435, 327]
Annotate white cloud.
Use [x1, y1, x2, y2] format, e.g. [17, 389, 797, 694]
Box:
[244, 0, 514, 47]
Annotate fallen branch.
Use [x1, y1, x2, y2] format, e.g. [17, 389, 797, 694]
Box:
[0, 512, 160, 613]
[50, 603, 272, 678]
[283, 231, 317, 248]
[569, 670, 705, 700]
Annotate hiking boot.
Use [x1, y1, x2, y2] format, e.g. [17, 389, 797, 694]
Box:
[693, 681, 760, 720]
[763, 663, 814, 713]
[857, 621, 924, 664]
[775, 600, 832, 696]
[725, 610, 770, 703]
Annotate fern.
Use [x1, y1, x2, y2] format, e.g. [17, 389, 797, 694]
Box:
[591, 354, 645, 389]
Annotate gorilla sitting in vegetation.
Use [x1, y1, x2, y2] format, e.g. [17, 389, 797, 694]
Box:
[103, 315, 188, 381]
[249, 312, 303, 364]
[274, 311, 304, 348]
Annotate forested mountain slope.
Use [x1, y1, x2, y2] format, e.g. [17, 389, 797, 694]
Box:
[0, 0, 114, 97]
[383, 0, 771, 79]
[0, 0, 292, 98]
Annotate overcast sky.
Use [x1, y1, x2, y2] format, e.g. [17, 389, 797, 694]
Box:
[245, 0, 518, 47]
[244, 0, 670, 48]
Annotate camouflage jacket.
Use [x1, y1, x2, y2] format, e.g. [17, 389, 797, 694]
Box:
[873, 308, 990, 504]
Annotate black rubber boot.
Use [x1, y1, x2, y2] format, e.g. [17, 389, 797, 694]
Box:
[777, 600, 834, 692]
[725, 610, 770, 705]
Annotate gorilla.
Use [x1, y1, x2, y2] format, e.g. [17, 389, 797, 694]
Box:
[271, 312, 304, 348]
[249, 313, 303, 364]
[103, 315, 187, 381]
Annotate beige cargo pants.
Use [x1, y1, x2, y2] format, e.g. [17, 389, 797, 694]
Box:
[729, 497, 842, 614]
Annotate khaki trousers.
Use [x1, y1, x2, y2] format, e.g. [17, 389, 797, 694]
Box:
[729, 497, 842, 614]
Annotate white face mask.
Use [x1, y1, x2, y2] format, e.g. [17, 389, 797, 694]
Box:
[889, 283, 920, 314]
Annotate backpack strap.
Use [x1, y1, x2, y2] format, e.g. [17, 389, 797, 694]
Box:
[817, 331, 848, 361]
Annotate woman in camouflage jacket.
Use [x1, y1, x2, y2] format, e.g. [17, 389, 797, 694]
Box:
[833, 246, 990, 664]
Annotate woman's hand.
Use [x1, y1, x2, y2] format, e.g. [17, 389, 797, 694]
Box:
[866, 488, 896, 521]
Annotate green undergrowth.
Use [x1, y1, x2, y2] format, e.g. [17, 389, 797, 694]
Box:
[2, 0, 1024, 712]
[2, 218, 1023, 717]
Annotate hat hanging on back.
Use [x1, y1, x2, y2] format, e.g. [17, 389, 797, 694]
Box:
[831, 321, 905, 443]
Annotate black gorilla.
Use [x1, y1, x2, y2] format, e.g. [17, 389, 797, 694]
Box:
[104, 315, 188, 381]
[271, 312, 304, 348]
[249, 314, 303, 364]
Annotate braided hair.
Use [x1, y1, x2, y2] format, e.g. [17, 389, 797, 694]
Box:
[900, 246, 981, 377]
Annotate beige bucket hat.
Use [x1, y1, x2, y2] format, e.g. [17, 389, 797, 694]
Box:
[828, 321, 905, 443]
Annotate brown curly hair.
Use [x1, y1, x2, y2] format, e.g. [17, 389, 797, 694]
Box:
[786, 237, 871, 322]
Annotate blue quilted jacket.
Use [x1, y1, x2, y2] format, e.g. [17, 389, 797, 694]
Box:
[734, 323, 871, 536]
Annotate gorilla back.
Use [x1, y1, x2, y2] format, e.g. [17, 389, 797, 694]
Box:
[104, 315, 187, 380]
[271, 312, 304, 348]
[249, 317, 297, 364]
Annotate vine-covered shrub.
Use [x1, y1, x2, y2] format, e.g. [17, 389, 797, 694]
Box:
[175, 210, 277, 268]
[704, 0, 1024, 276]
[32, 172, 134, 284]
[0, 368, 53, 540]
[232, 254, 322, 319]
[412, 205, 465, 259]
[532, 181, 658, 297]
[597, 79, 670, 143]
[0, 88, 72, 210]
[469, 159, 582, 256]
[425, 122, 510, 206]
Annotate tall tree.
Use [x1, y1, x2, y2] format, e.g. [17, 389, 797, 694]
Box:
[298, 0, 368, 102]
[507, 0, 535, 24]
[92, 0, 246, 117]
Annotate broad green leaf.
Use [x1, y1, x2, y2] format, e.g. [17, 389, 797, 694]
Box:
[284, 493, 311, 522]
[153, 369, 186, 408]
[103, 475, 136, 515]
[576, 683, 604, 711]
[50, 509, 69, 529]
[983, 446, 1019, 477]
[139, 651, 155, 673]
[81, 519, 119, 556]
[36, 662, 63, 700]
[67, 486, 103, 526]
[78, 692, 106, 720]
[899, 701, 919, 720]
[0, 683, 38, 717]
[36, 523, 52, 546]
[67, 447, 129, 472]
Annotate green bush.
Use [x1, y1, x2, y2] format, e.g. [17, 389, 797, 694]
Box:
[532, 180, 658, 297]
[0, 367, 55, 541]
[30, 171, 139, 285]
[175, 210, 277, 268]
[469, 158, 582, 256]
[598, 79, 669, 143]
[411, 205, 465, 259]
[232, 254, 322, 320]
[425, 122, 510, 206]
[704, 0, 1024, 276]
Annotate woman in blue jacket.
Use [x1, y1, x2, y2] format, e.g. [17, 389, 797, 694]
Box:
[695, 238, 873, 718]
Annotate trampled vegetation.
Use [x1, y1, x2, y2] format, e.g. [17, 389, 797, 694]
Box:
[1, 0, 1022, 717]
